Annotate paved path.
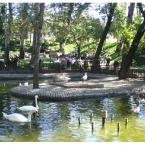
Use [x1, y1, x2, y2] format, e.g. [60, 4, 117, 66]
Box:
[0, 72, 117, 80]
[9, 73, 145, 101]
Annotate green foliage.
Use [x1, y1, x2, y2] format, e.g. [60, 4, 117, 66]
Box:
[41, 39, 49, 52]
[45, 4, 70, 45]
[69, 14, 103, 56]
[80, 41, 97, 55]
[110, 4, 126, 37]
[25, 40, 32, 47]
[18, 59, 30, 68]
[64, 44, 75, 54]
[44, 3, 91, 55]
[16, 3, 31, 38]
[0, 50, 4, 58]
[103, 39, 117, 55]
[40, 59, 61, 71]
[110, 3, 144, 58]
[11, 3, 32, 53]
[102, 39, 122, 64]
[1, 2, 145, 68]
[134, 36, 145, 66]
[40, 58, 53, 64]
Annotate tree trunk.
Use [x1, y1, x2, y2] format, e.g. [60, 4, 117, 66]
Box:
[4, 3, 13, 66]
[91, 3, 117, 72]
[67, 3, 74, 25]
[115, 37, 124, 53]
[77, 45, 81, 58]
[118, 3, 145, 79]
[0, 4, 5, 48]
[19, 35, 25, 59]
[19, 3, 29, 59]
[118, 22, 145, 79]
[116, 3, 135, 54]
[4, 30, 10, 65]
[32, 3, 45, 89]
[30, 33, 32, 42]
[32, 25, 41, 89]
[72, 33, 81, 58]
[127, 3, 135, 24]
[59, 40, 66, 56]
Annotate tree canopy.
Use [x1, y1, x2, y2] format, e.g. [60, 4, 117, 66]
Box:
[0, 2, 145, 80]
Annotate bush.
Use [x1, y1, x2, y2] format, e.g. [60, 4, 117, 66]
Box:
[18, 59, 30, 68]
[41, 40, 49, 53]
[25, 40, 32, 47]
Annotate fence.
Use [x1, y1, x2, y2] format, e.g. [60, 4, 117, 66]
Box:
[0, 61, 145, 79]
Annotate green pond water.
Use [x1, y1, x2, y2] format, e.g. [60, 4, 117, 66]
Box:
[0, 81, 145, 142]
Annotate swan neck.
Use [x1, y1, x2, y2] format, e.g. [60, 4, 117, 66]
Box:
[35, 96, 39, 109]
[2, 112, 8, 119]
[28, 112, 32, 122]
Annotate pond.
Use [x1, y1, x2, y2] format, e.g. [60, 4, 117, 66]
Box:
[0, 81, 145, 142]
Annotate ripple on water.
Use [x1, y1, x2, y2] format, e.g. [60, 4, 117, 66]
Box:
[1, 83, 145, 142]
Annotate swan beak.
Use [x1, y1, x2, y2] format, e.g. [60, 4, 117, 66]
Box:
[35, 111, 40, 117]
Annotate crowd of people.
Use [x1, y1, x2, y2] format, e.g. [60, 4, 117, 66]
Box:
[51, 54, 115, 72]
[55, 56, 89, 72]
[0, 51, 120, 73]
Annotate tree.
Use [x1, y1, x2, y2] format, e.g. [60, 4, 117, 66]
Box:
[71, 16, 103, 57]
[4, 3, 13, 66]
[115, 3, 135, 54]
[11, 4, 33, 59]
[109, 4, 126, 53]
[19, 3, 30, 59]
[127, 3, 135, 24]
[71, 16, 89, 57]
[118, 3, 145, 79]
[0, 4, 5, 49]
[91, 3, 117, 72]
[46, 3, 90, 55]
[31, 3, 45, 89]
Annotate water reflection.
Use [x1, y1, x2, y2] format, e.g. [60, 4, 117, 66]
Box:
[0, 82, 145, 141]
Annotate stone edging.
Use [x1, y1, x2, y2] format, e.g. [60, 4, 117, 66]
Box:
[10, 84, 143, 102]
[9, 74, 145, 101]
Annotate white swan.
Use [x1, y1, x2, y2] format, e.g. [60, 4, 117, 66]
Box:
[140, 98, 145, 104]
[81, 72, 87, 81]
[131, 105, 140, 113]
[2, 111, 33, 123]
[19, 83, 22, 86]
[17, 95, 39, 113]
[24, 82, 29, 86]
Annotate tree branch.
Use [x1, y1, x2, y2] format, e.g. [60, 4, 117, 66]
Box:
[137, 3, 145, 21]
